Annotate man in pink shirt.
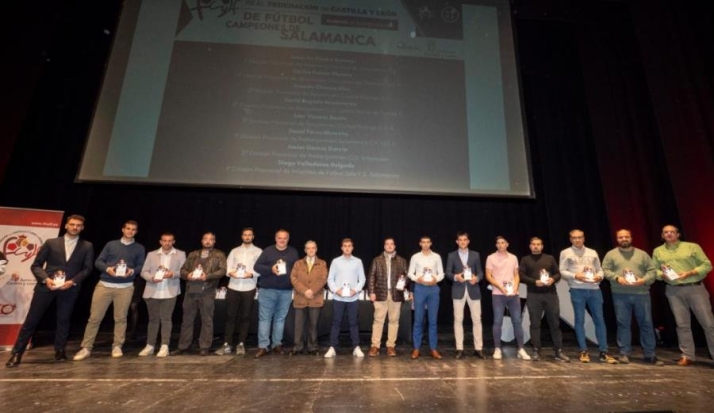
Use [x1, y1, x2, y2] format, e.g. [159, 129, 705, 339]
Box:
[485, 236, 530, 360]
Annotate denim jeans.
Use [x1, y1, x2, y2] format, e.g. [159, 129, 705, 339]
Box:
[612, 293, 656, 357]
[665, 284, 714, 360]
[492, 294, 523, 348]
[257, 288, 293, 349]
[413, 284, 440, 350]
[570, 288, 608, 352]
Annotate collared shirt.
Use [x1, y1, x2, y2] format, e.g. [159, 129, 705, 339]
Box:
[652, 240, 712, 285]
[64, 235, 78, 261]
[458, 249, 469, 266]
[226, 244, 263, 292]
[121, 238, 135, 246]
[486, 251, 518, 295]
[328, 255, 366, 302]
[158, 248, 176, 268]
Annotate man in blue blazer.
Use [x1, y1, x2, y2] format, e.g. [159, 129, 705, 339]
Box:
[6, 215, 94, 367]
[445, 231, 485, 359]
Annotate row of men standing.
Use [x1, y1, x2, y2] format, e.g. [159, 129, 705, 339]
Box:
[5, 216, 714, 368]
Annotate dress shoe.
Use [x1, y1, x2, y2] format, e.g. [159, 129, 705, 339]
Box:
[5, 353, 22, 368]
[677, 357, 694, 366]
[54, 350, 67, 361]
[254, 348, 269, 359]
[288, 349, 302, 356]
[272, 345, 284, 355]
[454, 350, 464, 359]
[199, 349, 209, 356]
[430, 349, 442, 360]
[171, 348, 187, 356]
[368, 347, 380, 357]
[308, 350, 320, 356]
[410, 349, 420, 359]
[387, 347, 397, 357]
[473, 350, 486, 359]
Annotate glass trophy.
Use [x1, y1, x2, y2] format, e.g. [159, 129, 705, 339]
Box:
[235, 263, 246, 278]
[463, 266, 473, 281]
[662, 264, 679, 281]
[422, 268, 433, 283]
[276, 259, 287, 276]
[53, 270, 66, 289]
[115, 260, 127, 277]
[153, 267, 167, 282]
[584, 267, 595, 282]
[192, 264, 203, 280]
[539, 269, 550, 284]
[216, 287, 227, 299]
[504, 281, 514, 295]
[396, 275, 406, 291]
[403, 290, 410, 301]
[624, 269, 637, 284]
[341, 282, 351, 297]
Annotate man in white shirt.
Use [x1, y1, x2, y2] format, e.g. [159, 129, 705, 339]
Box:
[215, 228, 262, 356]
[408, 236, 444, 360]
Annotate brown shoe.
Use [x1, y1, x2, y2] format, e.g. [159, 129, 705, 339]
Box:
[410, 349, 420, 359]
[368, 347, 380, 357]
[430, 349, 442, 360]
[272, 346, 284, 355]
[677, 357, 694, 366]
[387, 347, 397, 357]
[254, 348, 269, 359]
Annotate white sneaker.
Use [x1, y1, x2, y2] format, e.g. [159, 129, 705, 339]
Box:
[156, 345, 169, 358]
[139, 345, 155, 357]
[324, 347, 336, 358]
[353, 346, 364, 358]
[215, 343, 232, 356]
[73, 348, 91, 361]
[235, 343, 245, 355]
[517, 348, 532, 360]
[493, 348, 502, 360]
[111, 346, 123, 358]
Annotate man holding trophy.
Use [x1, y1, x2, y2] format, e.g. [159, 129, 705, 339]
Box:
[74, 220, 145, 361]
[408, 236, 444, 359]
[486, 236, 531, 361]
[6, 215, 94, 368]
[253, 229, 299, 358]
[324, 238, 366, 358]
[215, 228, 262, 356]
[445, 231, 485, 359]
[653, 225, 714, 366]
[174, 232, 226, 356]
[138, 232, 186, 358]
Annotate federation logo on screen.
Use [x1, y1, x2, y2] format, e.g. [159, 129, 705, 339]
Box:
[1, 231, 42, 263]
[188, 0, 243, 19]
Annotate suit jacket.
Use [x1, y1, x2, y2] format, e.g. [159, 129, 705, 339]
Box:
[140, 248, 187, 299]
[30, 236, 94, 290]
[290, 256, 328, 308]
[445, 249, 483, 300]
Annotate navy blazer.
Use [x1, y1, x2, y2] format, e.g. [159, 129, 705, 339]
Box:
[445, 249, 484, 300]
[30, 236, 94, 290]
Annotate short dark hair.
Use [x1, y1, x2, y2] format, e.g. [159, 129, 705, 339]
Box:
[456, 231, 469, 239]
[420, 235, 432, 242]
[383, 237, 395, 244]
[124, 220, 138, 228]
[160, 232, 175, 239]
[242, 227, 254, 235]
[495, 235, 507, 242]
[66, 214, 85, 224]
[202, 231, 216, 238]
[529, 237, 542, 243]
[341, 238, 353, 246]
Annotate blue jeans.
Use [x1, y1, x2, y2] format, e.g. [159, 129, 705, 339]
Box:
[330, 300, 359, 348]
[570, 288, 609, 352]
[492, 294, 524, 348]
[257, 289, 293, 349]
[413, 284, 440, 350]
[612, 293, 656, 357]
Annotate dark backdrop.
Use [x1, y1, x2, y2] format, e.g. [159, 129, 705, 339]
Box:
[2, 0, 713, 348]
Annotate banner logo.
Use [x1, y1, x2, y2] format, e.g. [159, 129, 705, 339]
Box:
[1, 231, 42, 262]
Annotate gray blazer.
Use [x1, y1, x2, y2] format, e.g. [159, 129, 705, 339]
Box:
[140, 248, 186, 299]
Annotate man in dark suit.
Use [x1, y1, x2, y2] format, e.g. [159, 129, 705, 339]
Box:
[5, 214, 94, 367]
[445, 231, 485, 359]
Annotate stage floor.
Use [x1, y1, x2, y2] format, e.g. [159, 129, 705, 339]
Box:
[2, 332, 714, 413]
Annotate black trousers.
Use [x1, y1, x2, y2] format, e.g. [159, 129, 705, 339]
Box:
[13, 286, 80, 353]
[293, 306, 321, 352]
[223, 288, 255, 346]
[178, 291, 215, 350]
[526, 292, 563, 350]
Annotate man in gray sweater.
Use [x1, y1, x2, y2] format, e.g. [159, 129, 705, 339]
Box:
[602, 229, 662, 366]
